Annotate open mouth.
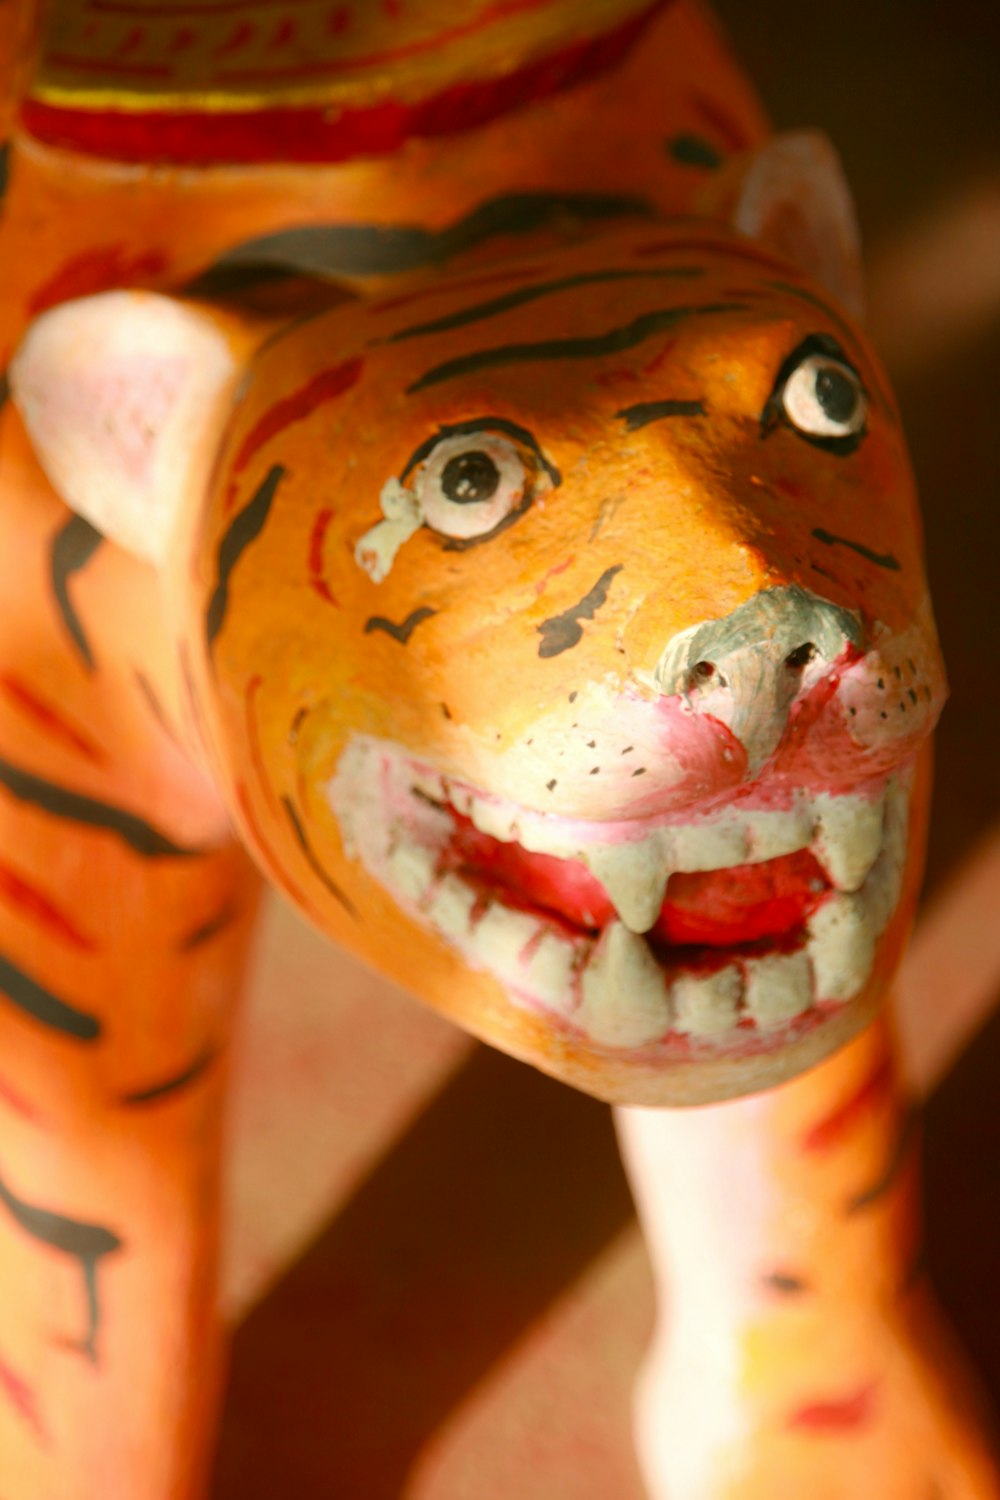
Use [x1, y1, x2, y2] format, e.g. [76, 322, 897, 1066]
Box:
[330, 737, 910, 1054]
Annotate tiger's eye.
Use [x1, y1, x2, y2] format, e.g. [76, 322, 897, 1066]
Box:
[441, 451, 500, 504]
[815, 366, 859, 425]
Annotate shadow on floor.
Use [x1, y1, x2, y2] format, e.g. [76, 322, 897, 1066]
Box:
[213, 1041, 635, 1497]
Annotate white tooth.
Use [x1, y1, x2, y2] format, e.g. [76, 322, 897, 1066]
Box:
[516, 821, 580, 864]
[469, 903, 554, 989]
[329, 741, 369, 855]
[812, 793, 885, 892]
[743, 950, 812, 1028]
[883, 777, 909, 854]
[672, 966, 742, 1036]
[583, 835, 670, 934]
[742, 806, 813, 864]
[667, 819, 750, 874]
[468, 795, 518, 843]
[864, 844, 906, 934]
[865, 781, 909, 931]
[385, 837, 437, 903]
[424, 872, 478, 937]
[409, 767, 448, 804]
[522, 931, 581, 1016]
[578, 922, 672, 1047]
[807, 893, 876, 1001]
[447, 785, 474, 818]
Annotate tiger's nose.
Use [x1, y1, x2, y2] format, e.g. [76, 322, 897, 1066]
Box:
[654, 585, 863, 774]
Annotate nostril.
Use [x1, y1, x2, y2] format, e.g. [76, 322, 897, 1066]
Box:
[785, 642, 818, 672]
[688, 660, 726, 692]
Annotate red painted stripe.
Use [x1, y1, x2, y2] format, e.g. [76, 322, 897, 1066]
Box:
[27, 247, 167, 316]
[115, 25, 147, 56]
[0, 1349, 47, 1445]
[802, 1055, 895, 1154]
[631, 234, 761, 262]
[272, 16, 298, 48]
[0, 675, 107, 765]
[22, 1, 672, 165]
[220, 0, 562, 80]
[227, 357, 363, 507]
[0, 1074, 42, 1124]
[0, 862, 98, 952]
[690, 90, 753, 154]
[214, 20, 255, 57]
[308, 508, 339, 607]
[788, 1382, 878, 1433]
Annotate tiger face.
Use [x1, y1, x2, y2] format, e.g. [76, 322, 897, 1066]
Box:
[181, 221, 943, 1105]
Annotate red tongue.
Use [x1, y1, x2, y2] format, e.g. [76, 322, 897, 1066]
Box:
[652, 850, 829, 946]
[448, 815, 830, 946]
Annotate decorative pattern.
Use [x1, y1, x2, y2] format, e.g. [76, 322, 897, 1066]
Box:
[24, 0, 668, 163]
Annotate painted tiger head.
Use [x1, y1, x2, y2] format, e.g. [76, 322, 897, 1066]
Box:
[12, 144, 945, 1105]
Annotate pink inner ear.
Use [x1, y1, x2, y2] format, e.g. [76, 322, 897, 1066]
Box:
[72, 353, 190, 487]
[756, 200, 818, 272]
[734, 134, 866, 320]
[11, 290, 243, 563]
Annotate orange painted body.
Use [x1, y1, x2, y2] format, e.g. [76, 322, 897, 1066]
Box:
[0, 2, 993, 1496]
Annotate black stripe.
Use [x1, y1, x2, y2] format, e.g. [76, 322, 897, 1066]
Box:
[0, 755, 203, 858]
[386, 266, 705, 344]
[0, 370, 8, 410]
[408, 303, 747, 393]
[0, 142, 10, 202]
[51, 516, 103, 672]
[617, 398, 706, 430]
[812, 528, 901, 572]
[197, 191, 655, 283]
[764, 280, 858, 342]
[537, 565, 623, 659]
[282, 796, 357, 918]
[120, 1046, 217, 1106]
[177, 902, 241, 951]
[206, 465, 284, 649]
[762, 1270, 810, 1295]
[133, 670, 180, 747]
[847, 1110, 919, 1214]
[184, 262, 317, 299]
[0, 951, 101, 1040]
[0, 1172, 122, 1363]
[364, 607, 437, 644]
[668, 134, 724, 169]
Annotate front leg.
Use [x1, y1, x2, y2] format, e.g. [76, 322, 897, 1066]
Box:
[0, 780, 257, 1498]
[0, 442, 260, 1495]
[616, 1019, 1000, 1500]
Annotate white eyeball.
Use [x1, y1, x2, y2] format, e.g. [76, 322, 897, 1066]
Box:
[782, 353, 867, 438]
[412, 431, 531, 541]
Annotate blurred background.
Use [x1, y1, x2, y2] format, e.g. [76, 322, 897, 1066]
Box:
[212, 3, 1000, 1493]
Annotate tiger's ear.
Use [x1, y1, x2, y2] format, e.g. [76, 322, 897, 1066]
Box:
[707, 130, 865, 321]
[10, 291, 254, 567]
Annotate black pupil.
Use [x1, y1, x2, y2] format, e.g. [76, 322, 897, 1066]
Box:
[814, 364, 858, 424]
[441, 450, 500, 504]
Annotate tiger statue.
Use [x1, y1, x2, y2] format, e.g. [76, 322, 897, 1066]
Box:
[0, 1, 994, 1497]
